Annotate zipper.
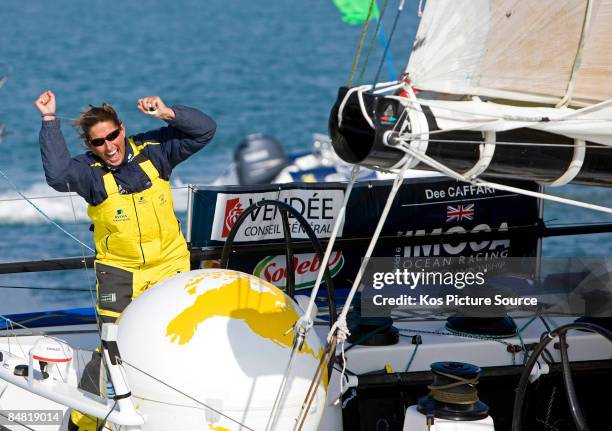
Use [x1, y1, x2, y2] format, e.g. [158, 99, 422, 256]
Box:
[131, 195, 146, 264]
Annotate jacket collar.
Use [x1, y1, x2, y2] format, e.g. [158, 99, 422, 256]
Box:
[88, 138, 135, 171]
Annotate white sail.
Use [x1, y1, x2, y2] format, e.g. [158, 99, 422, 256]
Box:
[407, 0, 612, 107]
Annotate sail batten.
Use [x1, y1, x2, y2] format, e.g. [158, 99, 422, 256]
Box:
[407, 0, 612, 106]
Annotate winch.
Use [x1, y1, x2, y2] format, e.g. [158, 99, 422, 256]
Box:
[403, 361, 495, 431]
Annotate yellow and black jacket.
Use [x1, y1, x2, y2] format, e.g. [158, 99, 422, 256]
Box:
[39, 105, 216, 321]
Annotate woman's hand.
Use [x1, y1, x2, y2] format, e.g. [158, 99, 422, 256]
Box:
[35, 90, 57, 121]
[137, 96, 175, 121]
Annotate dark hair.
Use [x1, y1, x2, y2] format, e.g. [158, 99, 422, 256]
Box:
[73, 103, 122, 142]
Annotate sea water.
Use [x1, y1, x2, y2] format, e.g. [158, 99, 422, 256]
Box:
[0, 0, 611, 314]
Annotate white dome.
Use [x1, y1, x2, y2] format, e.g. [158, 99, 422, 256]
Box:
[117, 268, 327, 431]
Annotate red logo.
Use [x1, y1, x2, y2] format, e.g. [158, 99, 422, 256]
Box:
[222, 198, 244, 238]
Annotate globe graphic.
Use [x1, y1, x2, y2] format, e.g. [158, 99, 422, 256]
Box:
[116, 268, 327, 430]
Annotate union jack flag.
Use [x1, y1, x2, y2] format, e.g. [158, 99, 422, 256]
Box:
[446, 204, 474, 222]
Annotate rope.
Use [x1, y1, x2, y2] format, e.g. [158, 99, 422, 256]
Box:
[357, 0, 390, 83]
[348, 0, 378, 87]
[0, 314, 39, 333]
[0, 193, 80, 203]
[0, 313, 37, 363]
[399, 328, 519, 365]
[333, 160, 413, 328]
[265, 337, 300, 431]
[427, 369, 480, 404]
[372, 0, 405, 86]
[394, 140, 612, 215]
[293, 336, 337, 431]
[67, 182, 101, 332]
[0, 186, 189, 204]
[400, 314, 551, 368]
[0, 284, 92, 291]
[429, 386, 478, 404]
[96, 399, 117, 431]
[544, 386, 558, 428]
[323, 160, 413, 394]
[556, 0, 593, 108]
[343, 321, 393, 353]
[405, 340, 419, 372]
[0, 168, 94, 252]
[300, 165, 360, 334]
[420, 138, 612, 150]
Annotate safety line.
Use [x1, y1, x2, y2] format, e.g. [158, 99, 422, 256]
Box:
[348, 0, 378, 87]
[357, 0, 389, 83]
[0, 168, 94, 252]
[120, 358, 255, 431]
[372, 0, 405, 86]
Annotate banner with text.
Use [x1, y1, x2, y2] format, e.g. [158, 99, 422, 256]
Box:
[189, 178, 541, 297]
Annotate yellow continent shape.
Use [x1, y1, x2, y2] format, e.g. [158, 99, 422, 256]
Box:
[166, 273, 323, 361]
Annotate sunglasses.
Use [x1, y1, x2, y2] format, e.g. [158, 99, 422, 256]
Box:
[89, 128, 121, 147]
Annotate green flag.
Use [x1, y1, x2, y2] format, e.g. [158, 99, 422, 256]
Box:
[333, 0, 380, 25]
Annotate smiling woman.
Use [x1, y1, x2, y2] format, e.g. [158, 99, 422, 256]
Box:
[34, 89, 217, 430]
[74, 103, 126, 166]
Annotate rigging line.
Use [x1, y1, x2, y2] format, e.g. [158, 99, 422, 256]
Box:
[556, 0, 593, 108]
[120, 358, 255, 431]
[0, 193, 80, 203]
[302, 165, 360, 329]
[0, 186, 189, 204]
[357, 0, 390, 83]
[372, 0, 405, 86]
[96, 399, 118, 431]
[398, 328, 515, 348]
[327, 160, 413, 351]
[273, 170, 362, 422]
[293, 337, 337, 431]
[0, 284, 92, 291]
[0, 314, 35, 361]
[265, 340, 299, 431]
[0, 169, 94, 253]
[401, 193, 519, 207]
[67, 182, 101, 332]
[546, 221, 612, 228]
[396, 140, 612, 215]
[348, 0, 378, 87]
[0, 314, 38, 333]
[419, 138, 612, 150]
[0, 314, 94, 329]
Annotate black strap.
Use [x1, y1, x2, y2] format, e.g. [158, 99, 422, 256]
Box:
[101, 340, 121, 365]
[133, 152, 149, 164]
[113, 391, 132, 400]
